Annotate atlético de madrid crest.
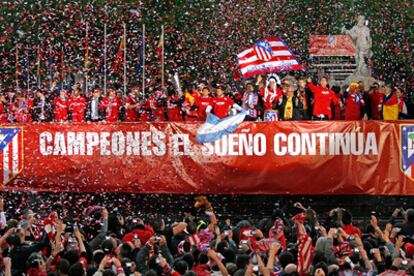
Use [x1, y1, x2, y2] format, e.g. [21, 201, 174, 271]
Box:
[401, 125, 414, 181]
[0, 127, 24, 185]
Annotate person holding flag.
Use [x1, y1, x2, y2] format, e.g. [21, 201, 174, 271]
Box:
[194, 87, 212, 121]
[241, 82, 262, 121]
[381, 85, 398, 120]
[263, 74, 283, 111]
[206, 86, 243, 119]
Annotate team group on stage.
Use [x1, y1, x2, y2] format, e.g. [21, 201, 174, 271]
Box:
[0, 74, 406, 124]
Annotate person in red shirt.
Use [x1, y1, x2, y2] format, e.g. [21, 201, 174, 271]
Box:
[263, 78, 283, 111]
[153, 90, 167, 122]
[167, 91, 183, 122]
[181, 98, 198, 121]
[307, 77, 341, 120]
[342, 210, 362, 237]
[194, 87, 212, 121]
[206, 86, 242, 119]
[53, 90, 68, 122]
[68, 88, 87, 122]
[9, 93, 33, 123]
[143, 91, 166, 122]
[124, 87, 141, 122]
[368, 83, 383, 120]
[121, 220, 155, 245]
[0, 95, 8, 123]
[99, 89, 122, 122]
[344, 83, 367, 120]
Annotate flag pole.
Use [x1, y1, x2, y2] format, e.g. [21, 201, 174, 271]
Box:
[104, 23, 107, 96]
[84, 22, 89, 96]
[123, 22, 127, 96]
[161, 24, 164, 88]
[61, 45, 64, 89]
[142, 24, 145, 97]
[15, 45, 19, 91]
[36, 44, 41, 87]
[26, 48, 30, 94]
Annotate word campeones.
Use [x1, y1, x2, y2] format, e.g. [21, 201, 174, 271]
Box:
[39, 131, 378, 156]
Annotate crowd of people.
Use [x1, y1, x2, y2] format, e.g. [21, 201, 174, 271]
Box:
[0, 192, 412, 275]
[0, 0, 413, 108]
[0, 74, 409, 123]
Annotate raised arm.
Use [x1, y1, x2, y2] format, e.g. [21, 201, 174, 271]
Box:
[307, 78, 317, 93]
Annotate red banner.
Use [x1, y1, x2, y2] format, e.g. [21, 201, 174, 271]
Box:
[309, 35, 356, 56]
[1, 121, 414, 195]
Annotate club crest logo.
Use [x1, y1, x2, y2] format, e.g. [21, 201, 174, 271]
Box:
[0, 127, 24, 185]
[401, 125, 414, 180]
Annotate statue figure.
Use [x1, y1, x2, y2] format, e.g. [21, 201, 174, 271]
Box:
[342, 15, 376, 88]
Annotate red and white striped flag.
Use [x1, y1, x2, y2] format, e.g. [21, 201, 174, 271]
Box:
[0, 127, 24, 185]
[297, 234, 314, 276]
[237, 37, 305, 79]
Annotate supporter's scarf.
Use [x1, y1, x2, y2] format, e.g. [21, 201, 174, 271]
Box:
[284, 97, 293, 120]
[297, 234, 314, 276]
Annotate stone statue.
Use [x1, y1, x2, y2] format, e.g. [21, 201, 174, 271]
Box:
[342, 15, 376, 88]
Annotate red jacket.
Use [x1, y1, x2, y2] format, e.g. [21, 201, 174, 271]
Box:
[122, 225, 155, 245]
[182, 99, 198, 121]
[100, 96, 122, 122]
[345, 94, 365, 120]
[53, 97, 68, 122]
[308, 82, 338, 119]
[145, 97, 165, 122]
[369, 91, 383, 120]
[68, 96, 86, 122]
[209, 96, 234, 119]
[264, 88, 283, 110]
[193, 264, 211, 276]
[342, 224, 362, 237]
[194, 96, 212, 121]
[125, 94, 140, 122]
[0, 103, 7, 123]
[167, 95, 182, 122]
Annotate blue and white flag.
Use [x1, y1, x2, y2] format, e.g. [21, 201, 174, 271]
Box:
[196, 111, 246, 144]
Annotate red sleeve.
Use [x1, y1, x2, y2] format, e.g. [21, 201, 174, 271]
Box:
[99, 98, 107, 109]
[122, 232, 133, 243]
[145, 224, 155, 234]
[81, 97, 87, 110]
[193, 98, 200, 107]
[330, 90, 339, 105]
[307, 81, 317, 94]
[227, 97, 235, 106]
